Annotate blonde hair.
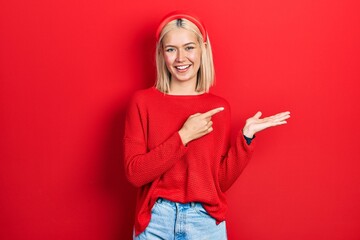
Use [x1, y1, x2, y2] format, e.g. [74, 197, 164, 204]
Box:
[155, 18, 215, 93]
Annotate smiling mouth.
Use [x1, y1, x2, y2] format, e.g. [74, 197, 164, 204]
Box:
[175, 65, 191, 71]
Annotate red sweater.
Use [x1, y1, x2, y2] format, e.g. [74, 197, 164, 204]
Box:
[123, 87, 255, 236]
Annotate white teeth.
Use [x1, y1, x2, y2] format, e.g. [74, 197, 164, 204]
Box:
[176, 65, 190, 70]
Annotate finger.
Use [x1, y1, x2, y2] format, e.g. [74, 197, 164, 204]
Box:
[199, 121, 214, 135]
[268, 113, 290, 120]
[266, 112, 290, 121]
[253, 111, 262, 119]
[273, 111, 291, 118]
[278, 115, 291, 121]
[202, 107, 224, 118]
[259, 121, 287, 131]
[273, 113, 291, 121]
[265, 115, 290, 125]
[274, 120, 287, 126]
[201, 121, 213, 132]
[190, 113, 202, 118]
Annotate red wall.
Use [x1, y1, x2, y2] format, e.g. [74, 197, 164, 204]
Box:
[1, 0, 359, 239]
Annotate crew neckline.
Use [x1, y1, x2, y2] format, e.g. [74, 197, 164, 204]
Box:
[152, 87, 209, 98]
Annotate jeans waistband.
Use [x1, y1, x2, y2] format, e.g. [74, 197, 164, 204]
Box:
[156, 197, 199, 209]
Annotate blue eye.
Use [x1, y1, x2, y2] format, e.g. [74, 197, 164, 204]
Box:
[166, 48, 175, 52]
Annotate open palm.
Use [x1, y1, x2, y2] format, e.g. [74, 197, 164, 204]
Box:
[243, 111, 291, 138]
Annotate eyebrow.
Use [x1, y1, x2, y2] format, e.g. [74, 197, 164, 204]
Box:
[164, 42, 196, 48]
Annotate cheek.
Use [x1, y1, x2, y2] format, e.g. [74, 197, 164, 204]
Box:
[164, 54, 175, 67]
[189, 47, 201, 58]
[189, 52, 201, 65]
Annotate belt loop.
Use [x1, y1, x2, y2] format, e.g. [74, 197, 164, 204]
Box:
[190, 202, 195, 208]
[156, 198, 163, 203]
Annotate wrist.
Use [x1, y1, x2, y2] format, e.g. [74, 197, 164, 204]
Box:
[178, 129, 191, 146]
[242, 127, 255, 139]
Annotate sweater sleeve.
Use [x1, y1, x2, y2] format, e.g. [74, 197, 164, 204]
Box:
[123, 93, 188, 187]
[218, 106, 256, 192]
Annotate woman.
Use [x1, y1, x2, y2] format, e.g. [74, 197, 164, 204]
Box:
[124, 11, 290, 239]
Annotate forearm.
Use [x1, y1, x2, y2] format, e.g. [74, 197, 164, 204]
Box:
[218, 133, 255, 192]
[124, 132, 188, 187]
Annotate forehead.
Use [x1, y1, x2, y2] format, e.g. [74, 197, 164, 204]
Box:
[162, 28, 198, 46]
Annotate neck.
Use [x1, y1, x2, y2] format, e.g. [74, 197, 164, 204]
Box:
[169, 78, 203, 95]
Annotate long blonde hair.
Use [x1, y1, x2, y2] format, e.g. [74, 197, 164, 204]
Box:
[155, 18, 215, 93]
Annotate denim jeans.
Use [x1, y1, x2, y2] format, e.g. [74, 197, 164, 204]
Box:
[134, 198, 227, 240]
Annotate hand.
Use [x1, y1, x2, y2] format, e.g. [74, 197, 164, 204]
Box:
[178, 107, 224, 146]
[242, 111, 291, 138]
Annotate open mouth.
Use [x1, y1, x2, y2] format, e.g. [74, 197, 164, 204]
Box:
[175, 65, 191, 71]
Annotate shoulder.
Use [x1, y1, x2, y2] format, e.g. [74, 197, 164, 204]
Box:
[129, 87, 159, 104]
[131, 87, 156, 99]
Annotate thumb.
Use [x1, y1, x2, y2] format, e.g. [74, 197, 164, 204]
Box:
[253, 111, 262, 119]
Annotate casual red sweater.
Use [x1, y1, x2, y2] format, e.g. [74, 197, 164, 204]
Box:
[123, 87, 255, 236]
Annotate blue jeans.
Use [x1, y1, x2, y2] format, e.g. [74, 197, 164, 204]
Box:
[134, 198, 227, 240]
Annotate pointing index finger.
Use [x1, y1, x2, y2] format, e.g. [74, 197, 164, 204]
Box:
[202, 107, 225, 118]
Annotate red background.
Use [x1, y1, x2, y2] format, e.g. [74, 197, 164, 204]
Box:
[1, 0, 360, 239]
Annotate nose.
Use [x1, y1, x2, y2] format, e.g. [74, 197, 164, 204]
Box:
[176, 49, 186, 62]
